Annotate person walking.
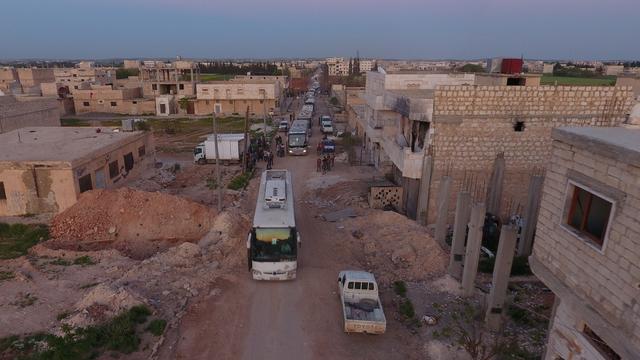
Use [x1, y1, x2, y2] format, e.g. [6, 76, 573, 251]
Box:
[316, 141, 322, 156]
[321, 156, 328, 174]
[330, 153, 335, 168]
[316, 157, 322, 172]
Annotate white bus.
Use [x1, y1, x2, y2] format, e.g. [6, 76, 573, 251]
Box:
[247, 170, 300, 280]
[287, 120, 310, 155]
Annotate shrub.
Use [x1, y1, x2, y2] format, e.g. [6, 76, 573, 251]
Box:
[146, 319, 167, 336]
[393, 281, 407, 297]
[228, 171, 253, 190]
[0, 223, 49, 259]
[73, 256, 96, 266]
[399, 299, 415, 319]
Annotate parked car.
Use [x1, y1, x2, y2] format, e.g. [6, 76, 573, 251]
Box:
[278, 120, 289, 132]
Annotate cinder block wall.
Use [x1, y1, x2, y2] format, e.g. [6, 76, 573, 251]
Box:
[426, 85, 634, 224]
[533, 135, 640, 356]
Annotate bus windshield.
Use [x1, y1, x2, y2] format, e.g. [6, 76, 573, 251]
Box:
[253, 227, 296, 262]
[288, 134, 306, 147]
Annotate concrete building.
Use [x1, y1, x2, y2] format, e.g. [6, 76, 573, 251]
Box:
[475, 73, 542, 86]
[16, 68, 55, 95]
[530, 127, 640, 360]
[543, 63, 555, 74]
[0, 127, 155, 216]
[53, 67, 115, 88]
[0, 67, 18, 93]
[604, 64, 625, 76]
[0, 95, 60, 133]
[73, 85, 155, 115]
[194, 79, 282, 117]
[356, 68, 634, 221]
[360, 60, 375, 73]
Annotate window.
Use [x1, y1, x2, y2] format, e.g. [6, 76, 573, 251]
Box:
[347, 282, 354, 289]
[110, 101, 117, 107]
[354, 282, 361, 290]
[567, 185, 613, 248]
[260, 100, 264, 104]
[237, 88, 244, 95]
[109, 161, 119, 179]
[369, 283, 374, 290]
[132, 101, 137, 104]
[78, 174, 93, 193]
[83, 102, 90, 106]
[138, 146, 146, 157]
[179, 84, 184, 90]
[514, 121, 525, 132]
[0, 182, 6, 200]
[152, 84, 157, 90]
[507, 77, 526, 86]
[202, 88, 208, 92]
[583, 325, 621, 360]
[124, 152, 134, 171]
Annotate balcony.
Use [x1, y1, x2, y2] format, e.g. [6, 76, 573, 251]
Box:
[381, 136, 425, 179]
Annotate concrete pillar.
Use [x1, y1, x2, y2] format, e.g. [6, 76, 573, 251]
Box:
[518, 174, 544, 256]
[461, 202, 485, 297]
[416, 155, 433, 226]
[485, 225, 518, 330]
[485, 153, 505, 216]
[434, 175, 452, 247]
[448, 191, 471, 280]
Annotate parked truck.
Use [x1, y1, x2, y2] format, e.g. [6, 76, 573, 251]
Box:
[194, 133, 245, 164]
[337, 270, 386, 334]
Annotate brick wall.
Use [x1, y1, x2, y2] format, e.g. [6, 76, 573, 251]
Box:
[533, 135, 640, 351]
[426, 85, 634, 223]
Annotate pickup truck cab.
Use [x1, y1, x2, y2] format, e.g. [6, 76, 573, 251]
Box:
[278, 120, 289, 132]
[337, 270, 386, 334]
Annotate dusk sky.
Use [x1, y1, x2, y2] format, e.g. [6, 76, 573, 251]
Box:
[2, 0, 638, 60]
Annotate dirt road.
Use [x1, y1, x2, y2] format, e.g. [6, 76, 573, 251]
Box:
[162, 94, 422, 360]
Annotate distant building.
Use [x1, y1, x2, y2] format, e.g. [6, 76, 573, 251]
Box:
[604, 64, 625, 76]
[0, 127, 155, 216]
[0, 67, 18, 93]
[531, 127, 640, 360]
[194, 78, 282, 117]
[16, 68, 55, 95]
[0, 95, 60, 133]
[543, 63, 555, 74]
[73, 85, 155, 115]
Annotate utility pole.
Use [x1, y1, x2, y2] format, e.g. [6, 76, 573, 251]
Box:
[242, 106, 250, 173]
[262, 92, 268, 143]
[212, 110, 223, 212]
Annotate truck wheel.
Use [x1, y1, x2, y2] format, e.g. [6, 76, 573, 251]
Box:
[197, 158, 206, 165]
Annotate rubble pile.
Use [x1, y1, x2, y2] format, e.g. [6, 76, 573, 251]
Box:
[48, 188, 217, 258]
[344, 210, 448, 285]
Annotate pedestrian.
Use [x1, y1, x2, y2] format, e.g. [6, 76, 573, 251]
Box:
[316, 142, 322, 156]
[330, 153, 335, 168]
[321, 156, 327, 174]
[316, 157, 321, 172]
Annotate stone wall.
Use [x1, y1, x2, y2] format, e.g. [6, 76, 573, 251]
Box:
[532, 132, 640, 354]
[425, 85, 634, 223]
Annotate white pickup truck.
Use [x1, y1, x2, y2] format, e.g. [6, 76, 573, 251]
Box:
[337, 270, 386, 334]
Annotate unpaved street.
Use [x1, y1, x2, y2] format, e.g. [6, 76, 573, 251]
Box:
[162, 95, 424, 360]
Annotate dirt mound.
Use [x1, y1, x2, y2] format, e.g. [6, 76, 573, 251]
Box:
[48, 188, 217, 258]
[344, 209, 448, 285]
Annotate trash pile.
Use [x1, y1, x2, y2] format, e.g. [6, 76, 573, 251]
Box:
[47, 188, 217, 258]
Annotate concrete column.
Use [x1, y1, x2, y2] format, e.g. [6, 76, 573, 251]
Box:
[485, 153, 505, 216]
[485, 225, 518, 330]
[415, 155, 433, 226]
[448, 191, 471, 280]
[518, 174, 544, 256]
[434, 175, 452, 247]
[461, 202, 486, 297]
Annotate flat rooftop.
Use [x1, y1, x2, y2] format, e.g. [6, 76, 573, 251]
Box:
[552, 126, 640, 167]
[0, 127, 144, 163]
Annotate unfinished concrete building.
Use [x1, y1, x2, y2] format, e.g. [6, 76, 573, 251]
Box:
[358, 68, 634, 221]
[73, 85, 155, 115]
[530, 127, 640, 360]
[0, 127, 154, 216]
[195, 79, 282, 117]
[0, 95, 60, 133]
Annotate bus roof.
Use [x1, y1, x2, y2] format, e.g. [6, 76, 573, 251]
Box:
[253, 169, 296, 229]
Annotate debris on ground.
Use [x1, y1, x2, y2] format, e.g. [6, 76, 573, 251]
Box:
[321, 207, 357, 222]
[47, 188, 217, 259]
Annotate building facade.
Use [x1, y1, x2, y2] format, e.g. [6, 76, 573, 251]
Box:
[194, 79, 281, 117]
[0, 127, 155, 216]
[531, 127, 640, 360]
[73, 85, 155, 115]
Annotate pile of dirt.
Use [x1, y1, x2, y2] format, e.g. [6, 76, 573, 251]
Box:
[47, 188, 217, 258]
[343, 209, 448, 285]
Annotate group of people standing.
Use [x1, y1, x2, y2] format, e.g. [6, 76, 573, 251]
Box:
[246, 136, 275, 171]
[316, 153, 335, 174]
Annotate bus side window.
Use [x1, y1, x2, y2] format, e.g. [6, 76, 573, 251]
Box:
[347, 282, 354, 289]
[369, 283, 374, 291]
[355, 282, 361, 290]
